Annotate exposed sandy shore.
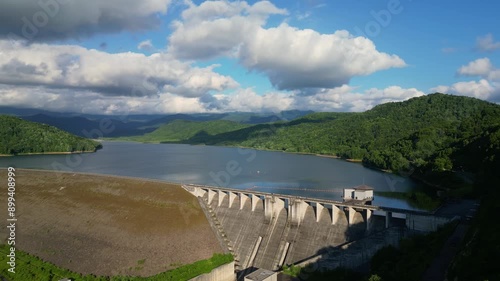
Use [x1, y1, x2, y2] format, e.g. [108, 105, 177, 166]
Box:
[0, 169, 222, 277]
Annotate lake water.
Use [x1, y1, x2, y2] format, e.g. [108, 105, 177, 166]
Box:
[0, 141, 420, 210]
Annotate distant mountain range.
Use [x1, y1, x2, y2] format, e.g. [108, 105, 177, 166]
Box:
[0, 106, 313, 138]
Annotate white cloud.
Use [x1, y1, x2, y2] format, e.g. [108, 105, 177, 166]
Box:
[476, 34, 500, 52]
[457, 58, 493, 77]
[211, 89, 294, 112]
[431, 79, 498, 100]
[0, 84, 209, 115]
[433, 57, 500, 102]
[0, 0, 172, 41]
[0, 82, 426, 115]
[0, 40, 238, 98]
[239, 25, 406, 90]
[457, 58, 500, 81]
[168, 0, 406, 90]
[169, 1, 287, 60]
[291, 86, 424, 112]
[138, 39, 154, 51]
[205, 85, 424, 113]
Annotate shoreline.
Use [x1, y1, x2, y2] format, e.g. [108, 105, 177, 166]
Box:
[0, 167, 182, 187]
[0, 150, 97, 157]
[102, 139, 367, 163]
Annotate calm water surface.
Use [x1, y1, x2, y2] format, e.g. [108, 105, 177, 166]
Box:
[0, 141, 420, 210]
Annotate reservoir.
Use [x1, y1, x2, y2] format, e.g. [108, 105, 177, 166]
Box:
[0, 141, 420, 210]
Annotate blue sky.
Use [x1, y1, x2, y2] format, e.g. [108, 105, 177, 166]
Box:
[0, 0, 499, 114]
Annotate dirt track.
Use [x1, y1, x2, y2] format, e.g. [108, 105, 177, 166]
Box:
[0, 169, 222, 277]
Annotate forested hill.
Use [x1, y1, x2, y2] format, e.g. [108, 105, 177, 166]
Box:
[189, 93, 500, 179]
[118, 120, 251, 143]
[0, 115, 102, 155]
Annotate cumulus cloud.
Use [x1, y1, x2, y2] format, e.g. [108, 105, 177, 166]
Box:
[433, 57, 500, 102]
[0, 0, 422, 115]
[432, 80, 499, 101]
[0, 81, 425, 115]
[239, 25, 406, 90]
[169, 0, 287, 60]
[291, 86, 425, 112]
[204, 85, 424, 113]
[209, 89, 294, 112]
[476, 34, 500, 52]
[0, 84, 209, 115]
[168, 0, 406, 90]
[0, 40, 238, 98]
[458, 58, 493, 77]
[0, 0, 171, 41]
[457, 58, 500, 81]
[138, 39, 154, 51]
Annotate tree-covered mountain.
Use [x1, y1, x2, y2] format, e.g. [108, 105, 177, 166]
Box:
[187, 93, 500, 178]
[0, 115, 102, 155]
[120, 120, 251, 143]
[22, 114, 156, 137]
[16, 110, 313, 138]
[174, 93, 500, 280]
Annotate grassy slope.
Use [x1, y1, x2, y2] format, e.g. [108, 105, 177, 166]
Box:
[0, 115, 101, 155]
[117, 120, 251, 142]
[0, 245, 233, 281]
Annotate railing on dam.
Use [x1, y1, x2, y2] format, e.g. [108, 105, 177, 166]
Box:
[183, 183, 456, 273]
[182, 183, 446, 233]
[182, 183, 432, 216]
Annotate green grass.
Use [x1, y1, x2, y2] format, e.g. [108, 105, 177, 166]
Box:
[282, 264, 301, 277]
[282, 266, 364, 281]
[114, 119, 250, 143]
[0, 244, 233, 281]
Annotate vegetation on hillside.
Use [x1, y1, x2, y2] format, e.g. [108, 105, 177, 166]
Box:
[270, 94, 500, 281]
[179, 94, 500, 194]
[191, 94, 497, 166]
[117, 120, 251, 143]
[0, 245, 233, 281]
[370, 222, 457, 281]
[0, 115, 102, 155]
[446, 147, 500, 281]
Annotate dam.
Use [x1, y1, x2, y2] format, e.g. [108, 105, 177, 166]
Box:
[183, 184, 454, 276]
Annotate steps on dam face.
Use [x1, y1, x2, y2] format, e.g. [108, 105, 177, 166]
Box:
[206, 193, 267, 271]
[198, 196, 241, 269]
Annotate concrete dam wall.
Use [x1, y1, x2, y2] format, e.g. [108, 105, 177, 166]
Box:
[185, 185, 383, 272]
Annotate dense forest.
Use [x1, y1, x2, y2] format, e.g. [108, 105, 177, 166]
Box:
[0, 115, 102, 155]
[182, 94, 500, 185]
